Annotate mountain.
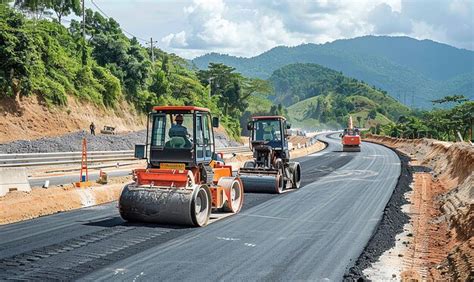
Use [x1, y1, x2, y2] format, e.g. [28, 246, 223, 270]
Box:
[193, 36, 474, 108]
[268, 63, 410, 129]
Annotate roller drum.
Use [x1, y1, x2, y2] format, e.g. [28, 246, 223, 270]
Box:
[240, 173, 283, 194]
[119, 184, 211, 227]
[289, 162, 301, 189]
[218, 177, 244, 213]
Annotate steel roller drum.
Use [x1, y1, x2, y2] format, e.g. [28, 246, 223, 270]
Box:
[240, 173, 283, 194]
[119, 172, 212, 226]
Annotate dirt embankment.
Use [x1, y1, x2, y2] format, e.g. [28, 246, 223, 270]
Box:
[0, 95, 145, 144]
[0, 176, 130, 225]
[366, 134, 473, 281]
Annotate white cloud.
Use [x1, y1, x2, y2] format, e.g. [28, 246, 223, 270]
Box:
[161, 31, 188, 48]
[153, 0, 473, 58]
[400, 0, 473, 49]
[368, 3, 412, 34]
[162, 0, 305, 57]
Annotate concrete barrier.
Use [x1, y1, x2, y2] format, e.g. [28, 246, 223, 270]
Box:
[0, 167, 31, 197]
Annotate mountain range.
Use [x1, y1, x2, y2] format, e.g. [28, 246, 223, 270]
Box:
[193, 36, 474, 108]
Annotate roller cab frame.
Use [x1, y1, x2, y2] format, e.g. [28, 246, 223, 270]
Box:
[119, 106, 244, 227]
[341, 129, 361, 152]
[238, 116, 302, 194]
[341, 115, 361, 152]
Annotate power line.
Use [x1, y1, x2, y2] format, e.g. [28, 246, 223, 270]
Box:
[89, 0, 148, 42]
[89, 0, 109, 18]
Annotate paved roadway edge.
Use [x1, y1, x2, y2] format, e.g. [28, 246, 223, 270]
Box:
[344, 141, 414, 280]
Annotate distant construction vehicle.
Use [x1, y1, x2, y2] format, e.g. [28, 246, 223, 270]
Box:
[100, 125, 116, 135]
[238, 116, 301, 194]
[119, 106, 244, 227]
[341, 116, 361, 152]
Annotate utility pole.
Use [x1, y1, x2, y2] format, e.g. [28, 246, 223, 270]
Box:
[208, 77, 215, 98]
[147, 37, 158, 63]
[82, 0, 85, 40]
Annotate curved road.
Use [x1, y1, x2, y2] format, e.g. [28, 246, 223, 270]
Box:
[0, 133, 400, 281]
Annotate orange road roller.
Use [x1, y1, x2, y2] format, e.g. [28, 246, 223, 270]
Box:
[119, 106, 244, 227]
[342, 116, 361, 152]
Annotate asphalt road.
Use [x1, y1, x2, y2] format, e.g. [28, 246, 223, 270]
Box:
[0, 133, 401, 281]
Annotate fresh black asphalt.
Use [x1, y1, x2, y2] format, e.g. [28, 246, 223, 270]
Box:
[0, 133, 401, 281]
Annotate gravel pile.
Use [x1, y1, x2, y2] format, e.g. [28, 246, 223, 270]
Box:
[0, 130, 239, 154]
[214, 134, 241, 148]
[0, 131, 147, 153]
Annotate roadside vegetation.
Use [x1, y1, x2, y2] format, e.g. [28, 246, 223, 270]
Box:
[1, 2, 471, 142]
[377, 95, 473, 142]
[0, 2, 270, 139]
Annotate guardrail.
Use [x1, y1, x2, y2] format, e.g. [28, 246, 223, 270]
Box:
[0, 146, 251, 168]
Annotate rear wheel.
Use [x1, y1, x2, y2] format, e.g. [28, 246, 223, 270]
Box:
[291, 162, 301, 189]
[275, 173, 284, 194]
[191, 185, 211, 227]
[219, 177, 244, 213]
[274, 159, 285, 194]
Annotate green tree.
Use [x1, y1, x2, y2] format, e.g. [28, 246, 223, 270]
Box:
[368, 109, 377, 120]
[14, 0, 50, 19]
[197, 63, 241, 116]
[48, 0, 81, 23]
[240, 78, 272, 100]
[149, 69, 170, 99]
[0, 6, 31, 97]
[161, 55, 169, 75]
[356, 116, 362, 127]
[432, 95, 468, 105]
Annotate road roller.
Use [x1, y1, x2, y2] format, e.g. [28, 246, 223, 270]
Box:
[238, 116, 301, 194]
[119, 106, 244, 227]
[341, 116, 361, 152]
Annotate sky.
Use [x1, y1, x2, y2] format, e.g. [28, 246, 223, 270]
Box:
[79, 0, 474, 59]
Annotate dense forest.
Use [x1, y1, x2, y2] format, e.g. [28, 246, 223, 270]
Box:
[379, 95, 473, 142]
[193, 36, 474, 109]
[269, 63, 410, 129]
[0, 2, 271, 139]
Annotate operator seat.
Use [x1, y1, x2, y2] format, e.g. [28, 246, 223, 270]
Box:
[166, 137, 186, 148]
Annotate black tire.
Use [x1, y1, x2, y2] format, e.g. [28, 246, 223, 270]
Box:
[190, 185, 211, 227]
[274, 159, 285, 193]
[291, 162, 301, 189]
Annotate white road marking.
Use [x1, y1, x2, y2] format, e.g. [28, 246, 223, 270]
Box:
[216, 237, 240, 241]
